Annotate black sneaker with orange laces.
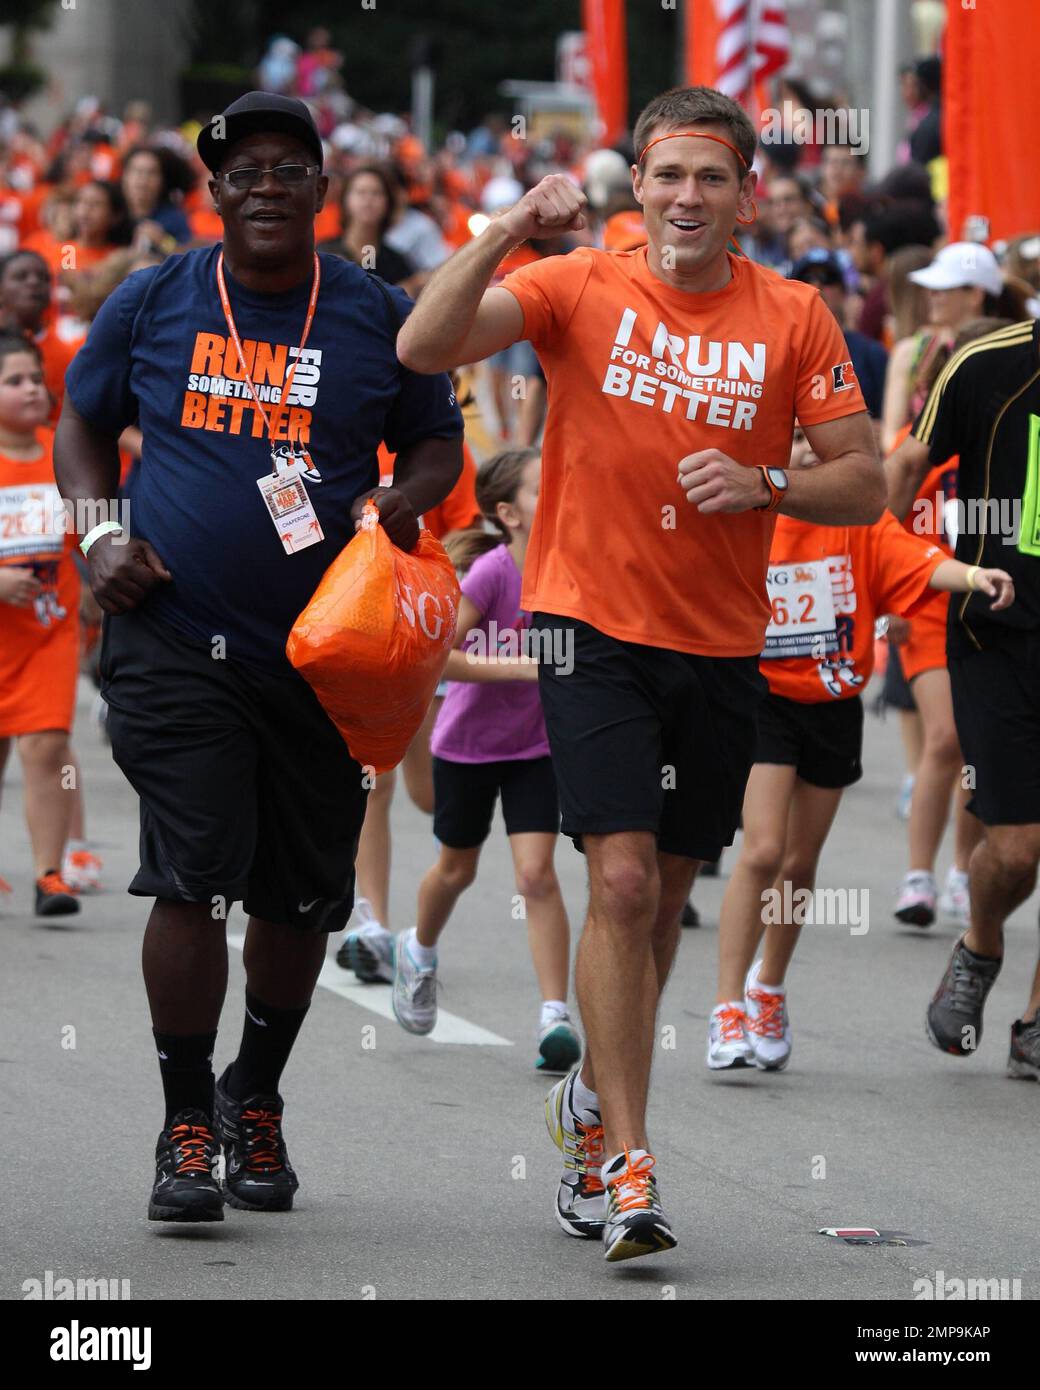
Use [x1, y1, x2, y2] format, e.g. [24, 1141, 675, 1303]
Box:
[148, 1109, 224, 1222]
[601, 1148, 677, 1263]
[215, 1066, 299, 1212]
[34, 869, 80, 918]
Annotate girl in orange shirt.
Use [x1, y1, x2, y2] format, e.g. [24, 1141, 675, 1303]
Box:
[0, 336, 82, 916]
[706, 427, 1014, 1073]
[0, 249, 84, 425]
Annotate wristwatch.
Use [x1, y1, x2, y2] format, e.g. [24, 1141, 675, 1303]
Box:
[756, 466, 789, 512]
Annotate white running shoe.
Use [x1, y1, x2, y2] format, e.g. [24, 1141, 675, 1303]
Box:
[544, 1069, 606, 1238]
[938, 867, 970, 925]
[61, 843, 103, 893]
[706, 1002, 754, 1070]
[744, 961, 792, 1071]
[536, 1013, 582, 1073]
[895, 870, 937, 927]
[601, 1149, 677, 1263]
[336, 897, 394, 982]
[391, 928, 438, 1035]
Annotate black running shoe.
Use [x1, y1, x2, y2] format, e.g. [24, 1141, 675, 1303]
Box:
[149, 1109, 223, 1222]
[681, 899, 700, 928]
[35, 869, 80, 918]
[926, 936, 1002, 1056]
[215, 1066, 299, 1212]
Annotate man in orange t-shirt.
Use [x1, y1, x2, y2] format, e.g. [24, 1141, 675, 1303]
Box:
[397, 85, 884, 1262]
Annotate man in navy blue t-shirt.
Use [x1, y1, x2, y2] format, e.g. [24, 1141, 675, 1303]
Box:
[54, 93, 463, 1224]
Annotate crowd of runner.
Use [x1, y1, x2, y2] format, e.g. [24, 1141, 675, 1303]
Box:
[2, 48, 1039, 1264]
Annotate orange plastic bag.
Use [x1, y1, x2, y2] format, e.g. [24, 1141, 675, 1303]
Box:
[287, 500, 460, 774]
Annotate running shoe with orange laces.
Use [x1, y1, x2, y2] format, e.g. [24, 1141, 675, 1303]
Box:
[601, 1148, 677, 1262]
[34, 869, 80, 918]
[744, 959, 792, 1071]
[149, 1108, 224, 1222]
[62, 844, 103, 893]
[545, 1068, 607, 1238]
[706, 1001, 754, 1069]
[215, 1066, 299, 1212]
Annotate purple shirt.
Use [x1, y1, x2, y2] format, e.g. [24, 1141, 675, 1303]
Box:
[430, 544, 550, 764]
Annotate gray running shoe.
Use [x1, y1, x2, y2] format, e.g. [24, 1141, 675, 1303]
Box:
[926, 936, 1002, 1056]
[1007, 1017, 1040, 1080]
[391, 928, 438, 1035]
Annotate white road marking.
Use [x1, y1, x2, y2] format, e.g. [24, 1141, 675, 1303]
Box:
[227, 934, 513, 1047]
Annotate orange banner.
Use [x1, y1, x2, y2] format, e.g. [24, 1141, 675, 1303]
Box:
[582, 0, 628, 145]
[684, 0, 722, 88]
[945, 0, 1040, 244]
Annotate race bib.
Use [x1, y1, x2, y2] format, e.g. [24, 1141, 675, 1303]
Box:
[257, 471, 324, 555]
[762, 558, 838, 659]
[0, 482, 66, 561]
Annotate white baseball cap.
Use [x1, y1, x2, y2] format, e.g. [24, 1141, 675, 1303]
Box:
[908, 241, 1003, 298]
[480, 176, 525, 212]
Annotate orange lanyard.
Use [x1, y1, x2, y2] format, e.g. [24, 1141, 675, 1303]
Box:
[216, 251, 320, 473]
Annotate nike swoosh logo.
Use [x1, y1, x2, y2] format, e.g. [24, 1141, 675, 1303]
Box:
[157, 1050, 169, 1060]
[298, 899, 320, 913]
[244, 1005, 267, 1028]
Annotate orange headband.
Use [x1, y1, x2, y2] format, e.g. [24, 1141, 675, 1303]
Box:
[638, 129, 750, 174]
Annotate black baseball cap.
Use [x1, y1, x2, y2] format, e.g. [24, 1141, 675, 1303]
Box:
[791, 248, 845, 287]
[197, 91, 324, 174]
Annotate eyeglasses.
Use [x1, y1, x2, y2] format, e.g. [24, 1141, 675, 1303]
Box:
[221, 163, 320, 190]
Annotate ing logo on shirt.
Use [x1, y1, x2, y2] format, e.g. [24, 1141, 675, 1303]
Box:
[180, 331, 322, 453]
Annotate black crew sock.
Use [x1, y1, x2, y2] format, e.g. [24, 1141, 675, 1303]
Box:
[154, 1029, 217, 1126]
[225, 992, 310, 1102]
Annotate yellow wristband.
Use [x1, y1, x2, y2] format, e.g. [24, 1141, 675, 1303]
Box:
[965, 565, 980, 591]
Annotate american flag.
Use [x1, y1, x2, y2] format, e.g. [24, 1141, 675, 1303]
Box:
[714, 0, 790, 102]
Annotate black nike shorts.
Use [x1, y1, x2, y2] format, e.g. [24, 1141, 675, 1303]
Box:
[755, 690, 863, 789]
[99, 608, 368, 933]
[949, 630, 1040, 826]
[533, 611, 766, 862]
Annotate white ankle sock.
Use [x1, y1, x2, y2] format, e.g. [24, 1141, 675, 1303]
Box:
[408, 930, 437, 969]
[572, 1072, 599, 1114]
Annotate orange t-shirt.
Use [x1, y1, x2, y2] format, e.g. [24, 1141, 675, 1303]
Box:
[36, 324, 85, 426]
[375, 441, 481, 538]
[20, 232, 115, 277]
[422, 441, 481, 539]
[0, 429, 80, 735]
[761, 509, 944, 702]
[500, 246, 868, 656]
[891, 420, 957, 679]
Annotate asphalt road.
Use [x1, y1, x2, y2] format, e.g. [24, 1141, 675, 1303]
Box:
[3, 676, 1038, 1301]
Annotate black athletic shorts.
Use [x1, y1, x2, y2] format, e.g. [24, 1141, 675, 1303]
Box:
[432, 755, 559, 848]
[99, 608, 368, 933]
[533, 612, 765, 861]
[949, 630, 1040, 825]
[755, 690, 863, 789]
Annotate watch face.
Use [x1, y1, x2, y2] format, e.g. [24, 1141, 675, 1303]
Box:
[767, 468, 789, 490]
